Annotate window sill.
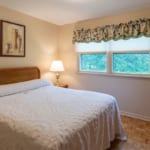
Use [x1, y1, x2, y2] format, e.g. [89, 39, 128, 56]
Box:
[78, 71, 150, 79]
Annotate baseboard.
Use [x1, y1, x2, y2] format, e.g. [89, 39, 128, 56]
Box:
[121, 111, 150, 122]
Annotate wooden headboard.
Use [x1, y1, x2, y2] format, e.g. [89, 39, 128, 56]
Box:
[0, 67, 40, 85]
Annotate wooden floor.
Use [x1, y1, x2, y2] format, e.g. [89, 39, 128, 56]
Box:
[108, 115, 150, 150]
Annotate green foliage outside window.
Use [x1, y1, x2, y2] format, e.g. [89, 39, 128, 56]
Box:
[112, 53, 150, 74]
[80, 53, 106, 72]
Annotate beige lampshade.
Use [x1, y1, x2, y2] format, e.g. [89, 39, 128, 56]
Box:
[50, 60, 64, 72]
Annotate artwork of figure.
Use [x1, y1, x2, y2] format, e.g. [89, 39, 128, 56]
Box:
[1, 21, 25, 57]
[12, 29, 22, 53]
[6, 43, 12, 54]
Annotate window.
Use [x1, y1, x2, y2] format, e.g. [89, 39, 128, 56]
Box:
[79, 53, 107, 72]
[112, 52, 150, 74]
[76, 36, 150, 77]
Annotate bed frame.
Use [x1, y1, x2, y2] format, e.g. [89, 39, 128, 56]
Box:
[0, 67, 40, 85]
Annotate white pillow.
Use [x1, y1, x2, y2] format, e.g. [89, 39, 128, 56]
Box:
[0, 79, 53, 97]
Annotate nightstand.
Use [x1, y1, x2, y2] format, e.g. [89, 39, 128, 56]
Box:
[54, 83, 68, 88]
[59, 84, 68, 88]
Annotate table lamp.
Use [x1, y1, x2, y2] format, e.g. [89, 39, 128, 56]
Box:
[50, 60, 64, 86]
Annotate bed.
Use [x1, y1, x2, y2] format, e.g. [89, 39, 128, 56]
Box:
[0, 67, 126, 150]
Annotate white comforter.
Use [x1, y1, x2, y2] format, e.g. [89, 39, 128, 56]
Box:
[0, 80, 126, 150]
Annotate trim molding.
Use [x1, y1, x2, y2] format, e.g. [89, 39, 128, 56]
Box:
[121, 111, 150, 122]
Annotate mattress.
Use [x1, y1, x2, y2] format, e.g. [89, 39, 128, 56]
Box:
[0, 79, 126, 150]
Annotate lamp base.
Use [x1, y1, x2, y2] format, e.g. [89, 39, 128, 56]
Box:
[55, 73, 60, 86]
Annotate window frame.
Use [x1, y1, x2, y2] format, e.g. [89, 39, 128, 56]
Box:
[78, 50, 150, 78]
[78, 52, 108, 74]
[111, 50, 150, 78]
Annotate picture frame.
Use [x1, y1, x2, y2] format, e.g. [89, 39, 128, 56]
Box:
[0, 20, 25, 57]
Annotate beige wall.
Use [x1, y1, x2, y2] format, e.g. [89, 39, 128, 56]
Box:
[75, 9, 150, 29]
[0, 6, 59, 79]
[58, 8, 150, 120]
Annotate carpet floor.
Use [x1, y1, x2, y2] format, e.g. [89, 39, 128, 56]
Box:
[109, 115, 150, 150]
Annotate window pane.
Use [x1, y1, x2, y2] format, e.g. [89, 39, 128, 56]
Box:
[80, 53, 107, 72]
[113, 52, 150, 74]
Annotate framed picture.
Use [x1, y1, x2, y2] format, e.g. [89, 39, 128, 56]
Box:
[0, 20, 25, 57]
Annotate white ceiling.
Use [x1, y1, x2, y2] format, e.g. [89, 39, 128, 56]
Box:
[0, 0, 150, 25]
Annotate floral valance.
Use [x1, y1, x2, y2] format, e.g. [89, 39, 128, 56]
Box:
[73, 18, 150, 43]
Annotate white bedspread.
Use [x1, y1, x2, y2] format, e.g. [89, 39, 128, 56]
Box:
[0, 80, 126, 150]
